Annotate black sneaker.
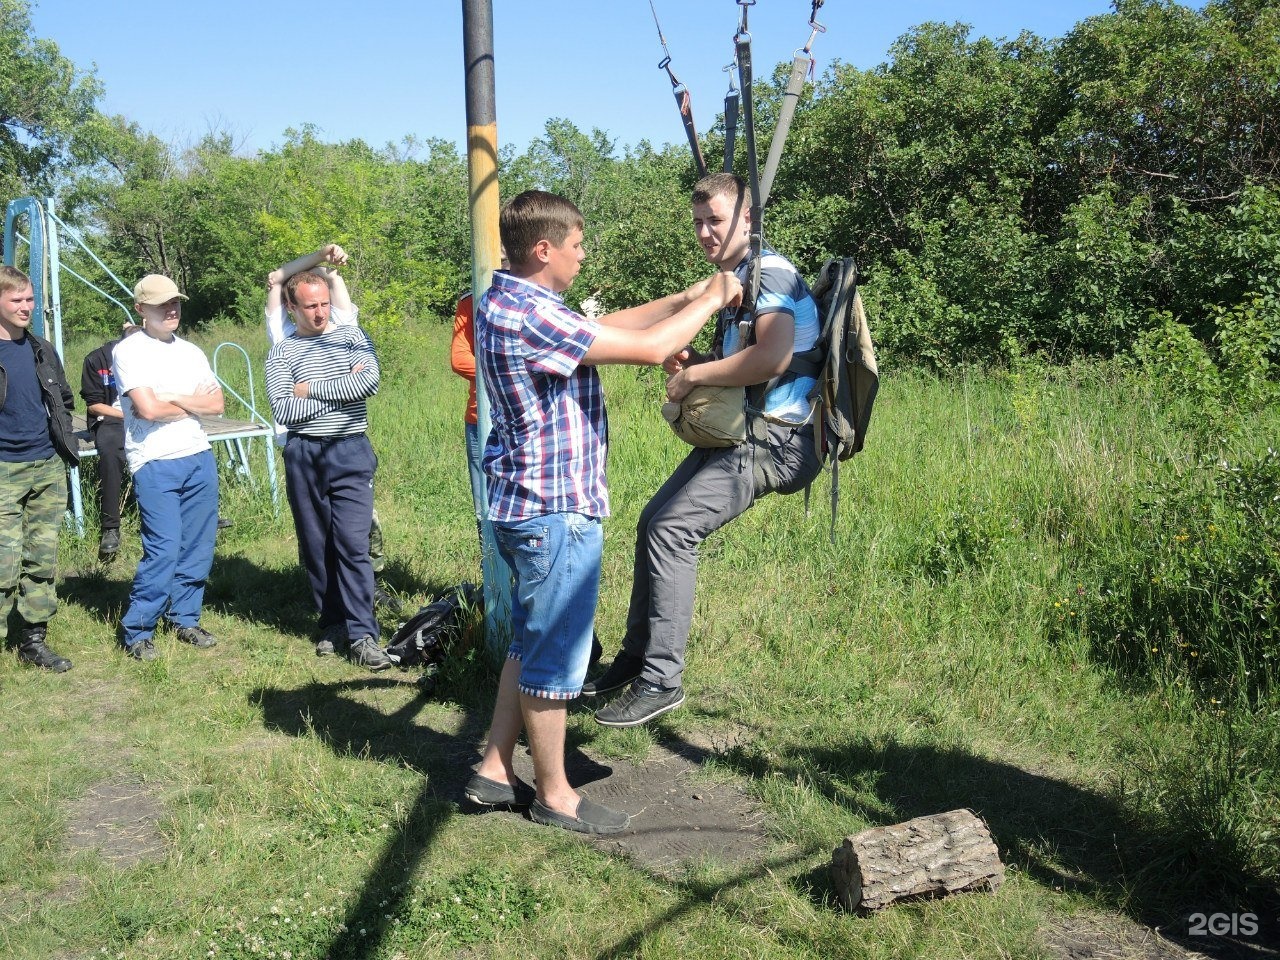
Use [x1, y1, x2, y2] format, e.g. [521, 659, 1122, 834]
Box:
[595, 679, 685, 728]
[349, 636, 392, 672]
[98, 528, 121, 561]
[127, 640, 159, 661]
[580, 651, 643, 698]
[176, 625, 218, 648]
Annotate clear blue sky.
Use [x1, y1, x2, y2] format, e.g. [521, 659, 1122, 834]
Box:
[31, 0, 1120, 156]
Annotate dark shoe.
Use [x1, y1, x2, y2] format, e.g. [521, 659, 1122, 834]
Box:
[529, 797, 630, 835]
[176, 625, 217, 649]
[17, 627, 71, 673]
[216, 517, 233, 529]
[373, 585, 403, 615]
[127, 640, 158, 661]
[463, 773, 536, 809]
[315, 624, 343, 657]
[595, 679, 685, 728]
[98, 528, 121, 560]
[349, 636, 392, 672]
[580, 651, 643, 698]
[589, 632, 603, 668]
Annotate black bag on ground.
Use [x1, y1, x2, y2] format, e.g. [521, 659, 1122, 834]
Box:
[385, 582, 482, 668]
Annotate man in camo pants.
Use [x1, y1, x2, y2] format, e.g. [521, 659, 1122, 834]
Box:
[0, 266, 78, 672]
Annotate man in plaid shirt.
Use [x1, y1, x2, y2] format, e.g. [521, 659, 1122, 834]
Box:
[464, 191, 741, 835]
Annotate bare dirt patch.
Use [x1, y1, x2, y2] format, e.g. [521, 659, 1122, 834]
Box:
[64, 778, 167, 868]
[491, 735, 769, 879]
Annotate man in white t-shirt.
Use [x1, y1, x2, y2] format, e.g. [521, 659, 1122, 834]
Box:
[114, 275, 225, 661]
[264, 244, 398, 615]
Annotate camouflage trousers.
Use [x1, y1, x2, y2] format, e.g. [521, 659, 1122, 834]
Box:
[370, 507, 385, 575]
[0, 456, 66, 626]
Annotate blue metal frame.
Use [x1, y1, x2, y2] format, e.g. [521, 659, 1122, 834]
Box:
[4, 198, 49, 338]
[212, 342, 279, 509]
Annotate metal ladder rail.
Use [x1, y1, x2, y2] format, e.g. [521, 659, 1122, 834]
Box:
[212, 342, 280, 510]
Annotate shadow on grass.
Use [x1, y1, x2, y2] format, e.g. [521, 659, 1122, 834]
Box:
[706, 733, 1278, 959]
[253, 676, 483, 959]
[252, 667, 614, 959]
[202, 554, 315, 633]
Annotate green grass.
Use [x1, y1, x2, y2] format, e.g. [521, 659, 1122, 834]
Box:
[1, 321, 1276, 958]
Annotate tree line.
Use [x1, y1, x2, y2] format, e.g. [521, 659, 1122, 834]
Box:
[3, 0, 1277, 370]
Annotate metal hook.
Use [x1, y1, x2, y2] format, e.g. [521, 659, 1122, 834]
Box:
[723, 59, 739, 92]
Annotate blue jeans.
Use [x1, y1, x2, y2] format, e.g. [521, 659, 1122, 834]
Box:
[494, 512, 602, 699]
[464, 422, 485, 524]
[122, 451, 218, 646]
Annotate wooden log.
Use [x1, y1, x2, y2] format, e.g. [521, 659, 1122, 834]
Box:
[830, 808, 1004, 911]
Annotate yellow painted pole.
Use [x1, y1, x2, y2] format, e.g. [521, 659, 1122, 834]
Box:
[462, 0, 510, 657]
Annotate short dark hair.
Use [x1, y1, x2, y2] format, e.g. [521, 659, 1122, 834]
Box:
[692, 172, 746, 207]
[500, 191, 584, 269]
[284, 271, 328, 306]
[0, 265, 32, 297]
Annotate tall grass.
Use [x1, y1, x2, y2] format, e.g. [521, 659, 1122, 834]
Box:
[0, 320, 1274, 958]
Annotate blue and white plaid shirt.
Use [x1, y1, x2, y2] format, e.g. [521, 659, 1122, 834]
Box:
[476, 270, 608, 522]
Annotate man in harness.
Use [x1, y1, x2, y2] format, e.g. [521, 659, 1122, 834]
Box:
[586, 172, 823, 726]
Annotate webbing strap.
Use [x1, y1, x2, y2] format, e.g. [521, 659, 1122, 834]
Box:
[649, 0, 707, 177]
[672, 80, 708, 178]
[759, 54, 810, 206]
[722, 61, 740, 174]
[736, 3, 763, 345]
[760, 2, 824, 206]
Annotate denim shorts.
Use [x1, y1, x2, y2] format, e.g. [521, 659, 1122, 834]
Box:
[494, 511, 603, 699]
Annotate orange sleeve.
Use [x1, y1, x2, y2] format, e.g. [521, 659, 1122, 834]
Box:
[450, 294, 476, 380]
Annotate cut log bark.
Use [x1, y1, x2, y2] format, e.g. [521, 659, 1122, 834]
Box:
[830, 808, 1004, 911]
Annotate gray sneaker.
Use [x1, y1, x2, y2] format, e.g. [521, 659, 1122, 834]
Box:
[349, 636, 392, 672]
[127, 640, 159, 661]
[315, 624, 344, 657]
[594, 679, 685, 728]
[176, 625, 217, 648]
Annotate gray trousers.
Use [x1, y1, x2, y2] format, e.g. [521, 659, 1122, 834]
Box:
[621, 420, 820, 687]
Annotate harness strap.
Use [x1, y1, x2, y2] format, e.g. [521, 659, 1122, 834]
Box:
[760, 1, 825, 206]
[649, 0, 708, 177]
[735, 2, 764, 350]
[722, 60, 740, 173]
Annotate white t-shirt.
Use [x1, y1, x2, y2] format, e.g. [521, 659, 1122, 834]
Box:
[264, 302, 359, 444]
[113, 333, 216, 474]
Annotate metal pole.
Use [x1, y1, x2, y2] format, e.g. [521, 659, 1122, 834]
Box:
[462, 0, 511, 660]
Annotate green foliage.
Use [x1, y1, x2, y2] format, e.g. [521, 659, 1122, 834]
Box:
[63, 125, 470, 333]
[1065, 448, 1280, 702]
[912, 499, 1021, 581]
[0, 0, 101, 204]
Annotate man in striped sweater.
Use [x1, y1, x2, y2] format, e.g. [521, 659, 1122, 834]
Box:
[265, 271, 391, 670]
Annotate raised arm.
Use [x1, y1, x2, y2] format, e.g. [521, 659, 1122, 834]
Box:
[266, 243, 351, 317]
[596, 275, 718, 332]
[581, 272, 742, 367]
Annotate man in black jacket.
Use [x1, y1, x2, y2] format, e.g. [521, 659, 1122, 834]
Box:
[0, 266, 78, 672]
[80, 322, 140, 560]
